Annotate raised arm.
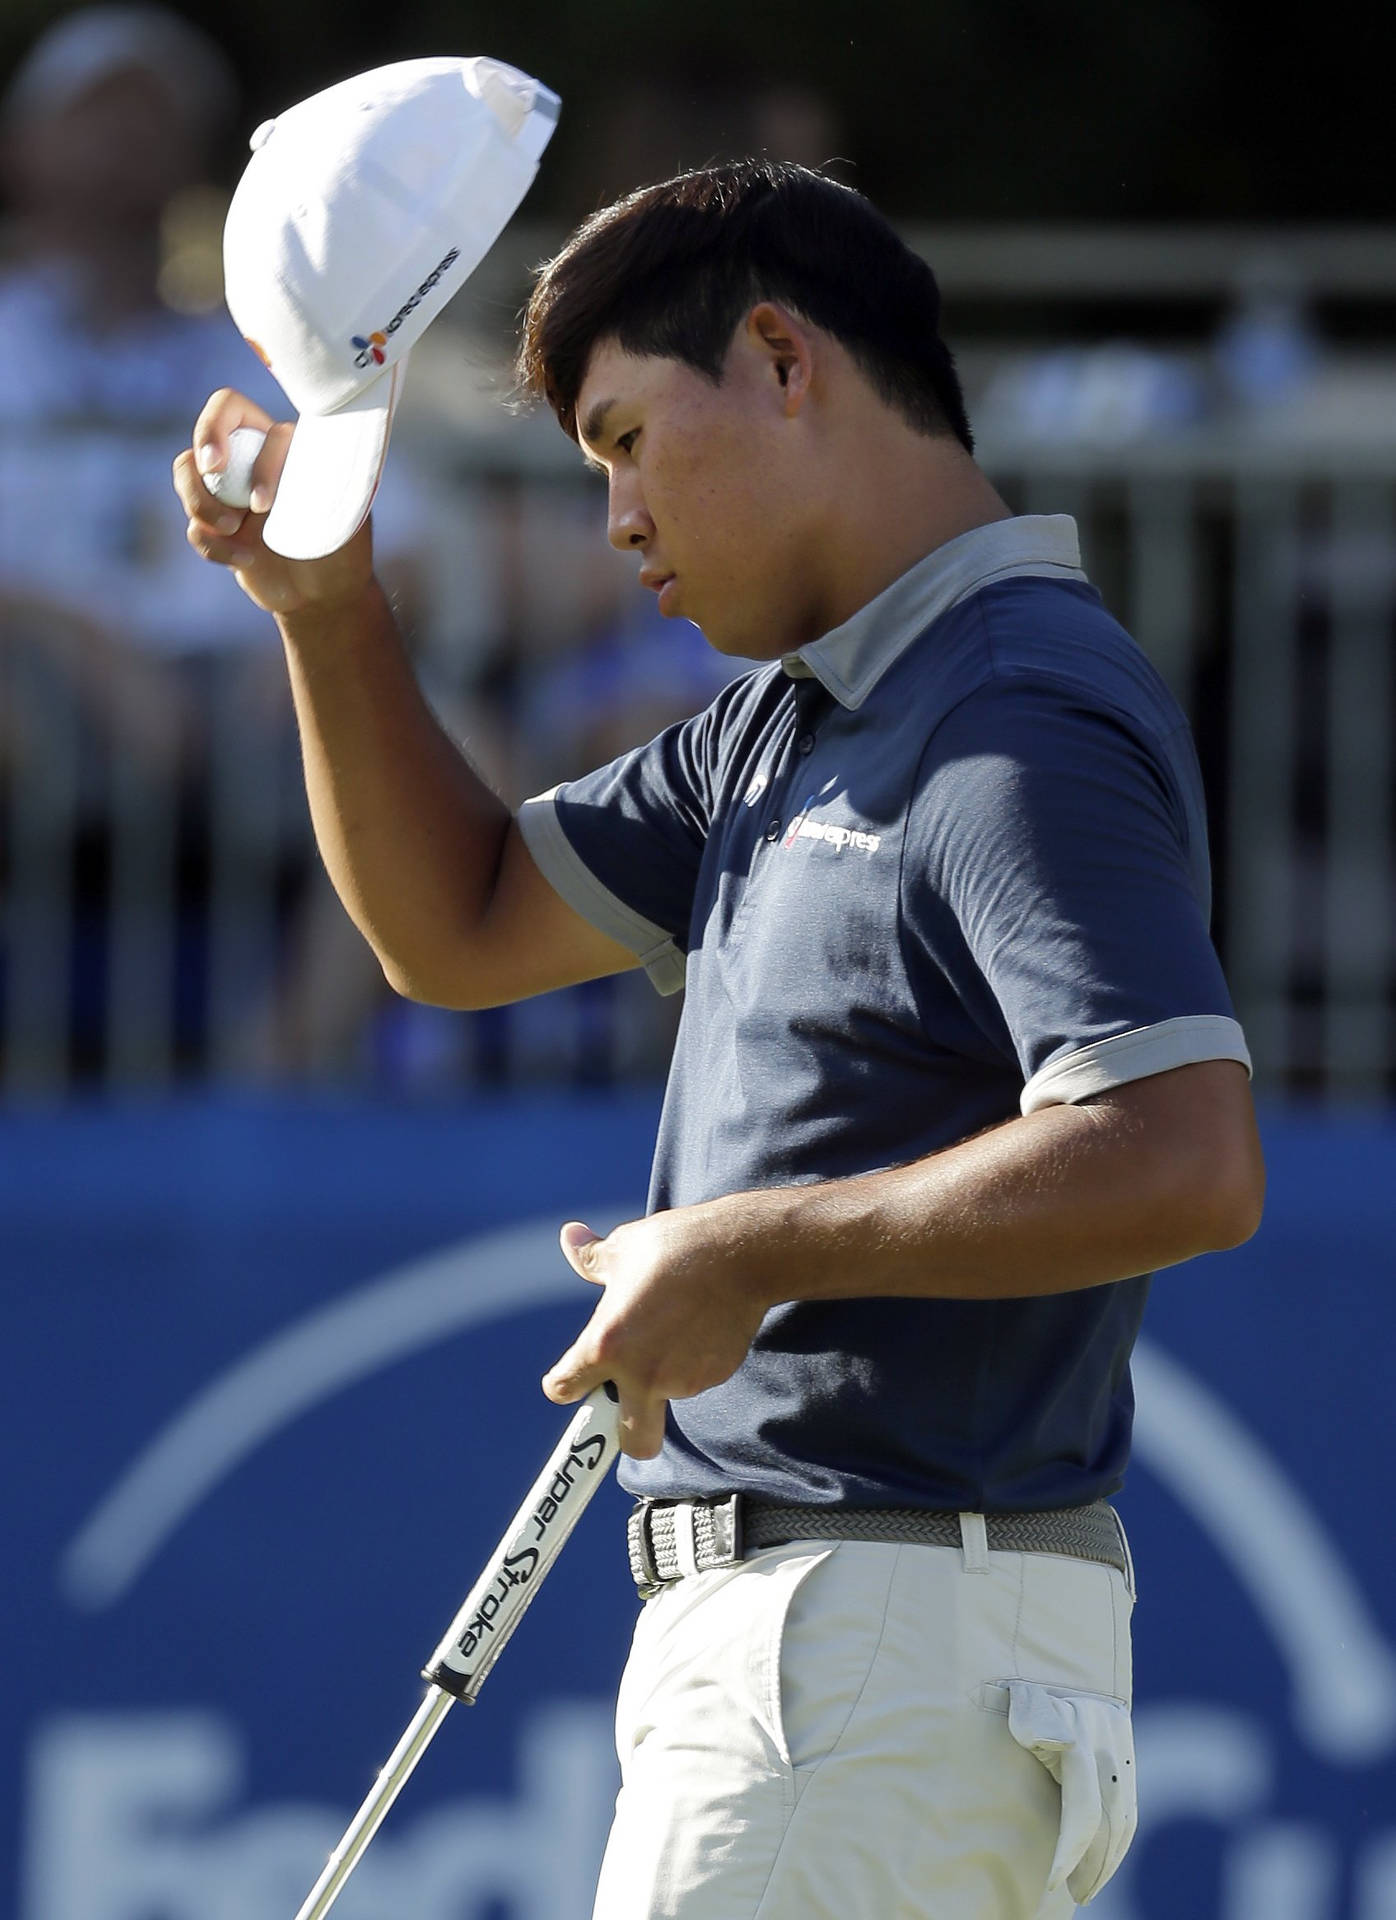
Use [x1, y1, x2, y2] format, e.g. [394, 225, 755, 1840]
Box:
[173, 393, 637, 1008]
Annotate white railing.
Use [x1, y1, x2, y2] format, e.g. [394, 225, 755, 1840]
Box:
[2, 427, 1393, 1099]
[988, 436, 1395, 1100]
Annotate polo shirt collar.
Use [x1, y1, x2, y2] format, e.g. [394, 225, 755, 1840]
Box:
[781, 514, 1087, 710]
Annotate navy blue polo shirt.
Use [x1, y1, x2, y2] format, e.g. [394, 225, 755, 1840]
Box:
[518, 516, 1249, 1513]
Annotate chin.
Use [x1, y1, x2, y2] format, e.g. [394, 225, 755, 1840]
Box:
[695, 615, 789, 664]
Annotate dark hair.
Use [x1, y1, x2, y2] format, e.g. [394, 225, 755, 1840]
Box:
[516, 160, 973, 454]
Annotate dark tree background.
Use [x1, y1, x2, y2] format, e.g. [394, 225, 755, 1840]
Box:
[1, 0, 1390, 224]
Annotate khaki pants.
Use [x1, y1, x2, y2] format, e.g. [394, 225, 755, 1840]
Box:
[592, 1527, 1137, 1919]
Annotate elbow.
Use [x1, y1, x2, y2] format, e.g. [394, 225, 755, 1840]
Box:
[1189, 1126, 1267, 1253]
[377, 945, 489, 1010]
[381, 964, 495, 1012]
[380, 959, 441, 1006]
[1204, 1166, 1266, 1250]
[1112, 1059, 1267, 1259]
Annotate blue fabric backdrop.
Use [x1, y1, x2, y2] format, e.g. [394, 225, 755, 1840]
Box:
[2, 1095, 1392, 1920]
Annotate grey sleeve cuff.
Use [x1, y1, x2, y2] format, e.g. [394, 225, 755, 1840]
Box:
[1020, 1014, 1252, 1114]
[516, 789, 687, 997]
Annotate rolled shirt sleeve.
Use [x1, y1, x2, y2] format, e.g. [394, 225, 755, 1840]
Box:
[908, 676, 1250, 1111]
[515, 681, 743, 997]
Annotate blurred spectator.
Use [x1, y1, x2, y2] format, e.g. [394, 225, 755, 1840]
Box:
[972, 248, 1325, 450]
[0, 6, 443, 1087]
[974, 342, 1204, 446]
[0, 5, 241, 429]
[1212, 249, 1321, 420]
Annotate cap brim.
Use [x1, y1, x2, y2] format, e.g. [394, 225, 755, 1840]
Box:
[262, 355, 406, 561]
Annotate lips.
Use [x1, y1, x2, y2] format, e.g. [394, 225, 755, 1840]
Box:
[640, 570, 679, 615]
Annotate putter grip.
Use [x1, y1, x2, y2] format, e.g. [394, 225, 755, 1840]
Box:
[423, 1383, 622, 1702]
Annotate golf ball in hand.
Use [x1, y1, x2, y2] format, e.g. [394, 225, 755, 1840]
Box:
[204, 427, 268, 511]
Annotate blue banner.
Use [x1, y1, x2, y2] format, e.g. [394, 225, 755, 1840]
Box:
[3, 1095, 1393, 1919]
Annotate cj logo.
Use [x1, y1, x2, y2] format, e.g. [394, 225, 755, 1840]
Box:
[352, 331, 388, 368]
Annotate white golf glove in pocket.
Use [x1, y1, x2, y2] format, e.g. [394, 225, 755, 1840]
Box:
[1004, 1679, 1137, 1904]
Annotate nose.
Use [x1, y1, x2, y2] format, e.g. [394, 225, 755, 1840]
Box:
[607, 470, 653, 552]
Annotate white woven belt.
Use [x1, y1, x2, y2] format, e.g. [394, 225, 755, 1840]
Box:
[627, 1493, 1128, 1597]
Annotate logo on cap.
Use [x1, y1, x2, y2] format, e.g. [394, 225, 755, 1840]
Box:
[352, 332, 389, 368]
[351, 247, 463, 369]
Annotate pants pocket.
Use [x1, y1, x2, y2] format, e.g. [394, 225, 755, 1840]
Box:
[775, 1541, 899, 1784]
[1000, 1679, 1137, 1905]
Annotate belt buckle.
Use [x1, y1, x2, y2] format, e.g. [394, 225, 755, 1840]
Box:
[708, 1491, 744, 1568]
[631, 1500, 663, 1598]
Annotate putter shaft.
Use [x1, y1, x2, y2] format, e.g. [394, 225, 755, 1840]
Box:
[292, 1686, 455, 1920]
[289, 1386, 622, 1920]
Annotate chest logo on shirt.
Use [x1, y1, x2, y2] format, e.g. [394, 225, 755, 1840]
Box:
[783, 794, 883, 855]
[742, 772, 769, 807]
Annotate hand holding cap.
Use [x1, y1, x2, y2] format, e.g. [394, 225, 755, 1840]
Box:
[222, 55, 560, 560]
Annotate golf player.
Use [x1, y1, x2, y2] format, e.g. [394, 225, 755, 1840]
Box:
[178, 154, 1264, 1918]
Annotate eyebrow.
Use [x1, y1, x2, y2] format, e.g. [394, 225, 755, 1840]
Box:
[579, 395, 617, 455]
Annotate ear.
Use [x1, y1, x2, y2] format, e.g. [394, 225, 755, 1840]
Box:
[744, 302, 815, 416]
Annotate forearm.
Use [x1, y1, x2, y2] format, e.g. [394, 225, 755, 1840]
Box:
[724, 1062, 1265, 1308]
[277, 580, 509, 999]
[543, 1063, 1263, 1453]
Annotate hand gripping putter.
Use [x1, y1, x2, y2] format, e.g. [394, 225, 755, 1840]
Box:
[291, 1383, 622, 1920]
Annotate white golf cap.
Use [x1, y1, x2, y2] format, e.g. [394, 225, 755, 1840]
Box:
[222, 56, 559, 560]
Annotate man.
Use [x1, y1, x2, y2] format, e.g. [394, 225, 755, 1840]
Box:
[176, 160, 1264, 1918]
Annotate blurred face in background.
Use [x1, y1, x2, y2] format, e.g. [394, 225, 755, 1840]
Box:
[576, 326, 835, 661]
[5, 66, 199, 233]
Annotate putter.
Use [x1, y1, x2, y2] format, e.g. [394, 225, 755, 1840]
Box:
[291, 1381, 622, 1920]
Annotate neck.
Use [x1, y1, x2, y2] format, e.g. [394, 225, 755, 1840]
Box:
[798, 433, 1012, 645]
